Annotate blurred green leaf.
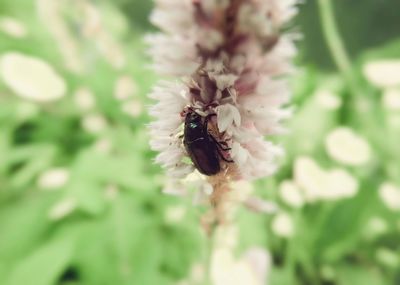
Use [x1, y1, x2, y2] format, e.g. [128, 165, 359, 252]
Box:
[337, 266, 385, 285]
[0, 194, 56, 261]
[6, 237, 74, 285]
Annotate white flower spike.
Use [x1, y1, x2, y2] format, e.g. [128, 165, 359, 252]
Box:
[148, 0, 297, 183]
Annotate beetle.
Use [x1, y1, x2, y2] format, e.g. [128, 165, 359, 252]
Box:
[183, 110, 233, 176]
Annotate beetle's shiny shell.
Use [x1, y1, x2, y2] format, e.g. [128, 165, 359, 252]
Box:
[183, 112, 221, 176]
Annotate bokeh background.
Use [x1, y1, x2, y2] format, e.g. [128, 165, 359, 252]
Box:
[0, 0, 400, 284]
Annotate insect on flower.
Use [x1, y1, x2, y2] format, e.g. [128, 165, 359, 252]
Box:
[183, 108, 233, 176]
[148, 0, 298, 181]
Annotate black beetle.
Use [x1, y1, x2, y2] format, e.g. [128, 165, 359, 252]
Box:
[183, 110, 232, 176]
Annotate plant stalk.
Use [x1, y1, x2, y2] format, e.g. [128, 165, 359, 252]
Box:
[317, 0, 360, 96]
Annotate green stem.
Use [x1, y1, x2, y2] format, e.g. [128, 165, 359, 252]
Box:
[317, 0, 360, 96]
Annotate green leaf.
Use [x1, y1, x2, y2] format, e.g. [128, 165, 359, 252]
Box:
[337, 266, 386, 285]
[69, 181, 106, 216]
[360, 39, 400, 62]
[0, 194, 55, 261]
[269, 267, 295, 285]
[6, 237, 74, 285]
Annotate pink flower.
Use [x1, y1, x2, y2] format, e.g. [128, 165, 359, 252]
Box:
[148, 0, 298, 181]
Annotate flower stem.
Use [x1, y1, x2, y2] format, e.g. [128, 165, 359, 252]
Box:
[317, 0, 360, 96]
[204, 225, 216, 285]
[203, 177, 231, 285]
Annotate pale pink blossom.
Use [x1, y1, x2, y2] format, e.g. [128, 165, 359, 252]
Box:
[148, 0, 297, 182]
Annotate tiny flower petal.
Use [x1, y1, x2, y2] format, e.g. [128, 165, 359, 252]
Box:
[216, 104, 242, 132]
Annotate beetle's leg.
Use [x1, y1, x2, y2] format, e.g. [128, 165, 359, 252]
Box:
[209, 134, 231, 151]
[208, 134, 234, 162]
[203, 113, 233, 162]
[203, 113, 217, 134]
[204, 113, 230, 149]
[215, 147, 234, 163]
[217, 140, 230, 149]
[204, 114, 231, 145]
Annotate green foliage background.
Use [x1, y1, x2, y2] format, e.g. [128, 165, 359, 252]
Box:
[0, 1, 399, 285]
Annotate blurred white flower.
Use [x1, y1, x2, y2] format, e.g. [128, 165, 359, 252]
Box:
[214, 224, 239, 250]
[80, 0, 102, 37]
[279, 180, 304, 208]
[37, 168, 70, 190]
[164, 205, 187, 224]
[49, 197, 76, 220]
[82, 114, 108, 134]
[0, 17, 27, 38]
[0, 52, 66, 102]
[294, 156, 359, 202]
[364, 216, 388, 240]
[80, 2, 126, 69]
[73, 87, 96, 111]
[242, 247, 271, 285]
[271, 212, 294, 238]
[161, 174, 205, 204]
[98, 38, 125, 70]
[177, 263, 205, 285]
[114, 76, 138, 101]
[162, 178, 188, 197]
[230, 180, 254, 203]
[363, 60, 400, 88]
[325, 127, 371, 166]
[294, 157, 325, 202]
[37, 0, 84, 73]
[379, 182, 400, 211]
[244, 197, 279, 214]
[211, 246, 271, 285]
[121, 100, 143, 118]
[315, 89, 342, 110]
[226, 181, 277, 220]
[93, 138, 113, 154]
[376, 248, 399, 268]
[321, 169, 359, 200]
[382, 88, 400, 111]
